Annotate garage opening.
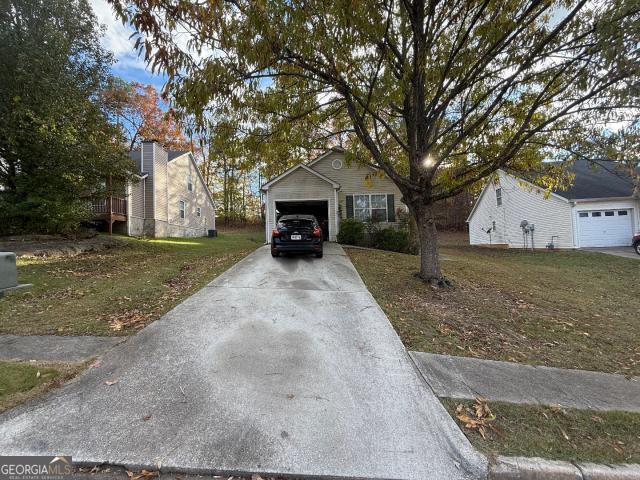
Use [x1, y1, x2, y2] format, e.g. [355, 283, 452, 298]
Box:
[578, 209, 633, 247]
[275, 200, 329, 240]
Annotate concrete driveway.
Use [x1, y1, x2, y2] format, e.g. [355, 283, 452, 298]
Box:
[584, 247, 639, 260]
[0, 243, 486, 480]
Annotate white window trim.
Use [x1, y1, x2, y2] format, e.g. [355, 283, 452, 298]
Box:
[179, 200, 186, 219]
[496, 188, 503, 207]
[353, 193, 389, 222]
[196, 207, 201, 217]
[187, 175, 193, 192]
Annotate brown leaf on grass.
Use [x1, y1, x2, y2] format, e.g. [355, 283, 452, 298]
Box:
[455, 398, 501, 440]
[104, 309, 154, 331]
[104, 380, 118, 386]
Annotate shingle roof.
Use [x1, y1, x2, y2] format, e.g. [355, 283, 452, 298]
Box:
[168, 150, 189, 161]
[553, 160, 636, 200]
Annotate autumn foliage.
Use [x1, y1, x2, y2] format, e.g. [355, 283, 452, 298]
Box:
[103, 80, 190, 151]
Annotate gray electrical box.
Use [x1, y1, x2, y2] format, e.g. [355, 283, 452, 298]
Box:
[0, 252, 18, 290]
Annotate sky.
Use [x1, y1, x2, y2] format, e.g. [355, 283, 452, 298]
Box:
[90, 0, 165, 90]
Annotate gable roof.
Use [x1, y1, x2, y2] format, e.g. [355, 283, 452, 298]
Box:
[307, 147, 345, 167]
[261, 163, 340, 191]
[553, 160, 636, 200]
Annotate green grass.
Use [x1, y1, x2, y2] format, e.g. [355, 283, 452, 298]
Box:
[347, 233, 640, 375]
[0, 361, 82, 413]
[0, 232, 263, 336]
[444, 399, 640, 464]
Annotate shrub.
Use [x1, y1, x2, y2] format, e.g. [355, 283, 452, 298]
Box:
[371, 228, 412, 253]
[337, 218, 365, 245]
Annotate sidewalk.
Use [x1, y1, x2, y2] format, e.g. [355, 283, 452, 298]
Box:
[410, 352, 640, 412]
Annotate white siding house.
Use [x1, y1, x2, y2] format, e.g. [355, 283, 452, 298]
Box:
[468, 162, 639, 249]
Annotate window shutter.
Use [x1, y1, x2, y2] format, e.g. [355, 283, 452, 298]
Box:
[346, 195, 354, 218]
[387, 194, 395, 222]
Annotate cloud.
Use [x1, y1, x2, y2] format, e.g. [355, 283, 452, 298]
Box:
[90, 0, 163, 87]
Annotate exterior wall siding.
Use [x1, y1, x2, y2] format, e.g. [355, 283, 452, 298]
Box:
[153, 143, 169, 222]
[310, 151, 406, 228]
[266, 167, 337, 242]
[166, 153, 216, 236]
[129, 178, 145, 218]
[469, 171, 574, 249]
[142, 142, 155, 219]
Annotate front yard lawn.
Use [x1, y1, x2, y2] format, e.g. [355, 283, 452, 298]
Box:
[0, 232, 263, 336]
[347, 233, 640, 375]
[444, 399, 640, 464]
[0, 361, 82, 413]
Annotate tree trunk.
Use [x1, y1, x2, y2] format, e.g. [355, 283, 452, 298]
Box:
[412, 202, 447, 285]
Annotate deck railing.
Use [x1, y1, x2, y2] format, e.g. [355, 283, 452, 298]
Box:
[92, 197, 127, 216]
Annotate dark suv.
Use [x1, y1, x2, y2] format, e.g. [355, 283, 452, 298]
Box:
[271, 214, 323, 258]
[633, 234, 640, 256]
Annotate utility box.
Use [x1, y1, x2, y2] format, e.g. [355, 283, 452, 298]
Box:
[0, 252, 18, 290]
[0, 252, 31, 297]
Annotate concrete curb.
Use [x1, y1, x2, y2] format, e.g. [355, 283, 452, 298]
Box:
[489, 456, 640, 479]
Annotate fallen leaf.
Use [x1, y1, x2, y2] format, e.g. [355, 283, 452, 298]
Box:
[143, 414, 152, 421]
[132, 470, 158, 480]
[104, 380, 118, 386]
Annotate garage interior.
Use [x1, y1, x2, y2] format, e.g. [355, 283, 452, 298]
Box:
[275, 200, 330, 240]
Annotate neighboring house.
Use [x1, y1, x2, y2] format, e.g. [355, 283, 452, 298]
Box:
[92, 140, 216, 238]
[467, 160, 639, 249]
[260, 148, 406, 243]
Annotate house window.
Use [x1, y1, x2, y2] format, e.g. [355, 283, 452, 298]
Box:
[592, 211, 601, 217]
[354, 194, 388, 222]
[604, 211, 614, 216]
[196, 207, 201, 217]
[579, 212, 588, 218]
[179, 200, 185, 219]
[618, 210, 628, 216]
[495, 188, 503, 207]
[187, 175, 193, 192]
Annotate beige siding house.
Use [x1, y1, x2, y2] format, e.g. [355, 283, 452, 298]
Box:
[114, 141, 215, 238]
[468, 162, 639, 249]
[261, 148, 406, 243]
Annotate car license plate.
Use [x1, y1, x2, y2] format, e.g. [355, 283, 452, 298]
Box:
[291, 234, 302, 240]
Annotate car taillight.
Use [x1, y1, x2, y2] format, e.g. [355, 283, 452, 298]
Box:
[313, 227, 322, 237]
[272, 228, 280, 237]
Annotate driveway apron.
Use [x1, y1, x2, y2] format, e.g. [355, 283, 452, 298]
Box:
[0, 243, 487, 480]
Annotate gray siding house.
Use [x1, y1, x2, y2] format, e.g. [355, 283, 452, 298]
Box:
[261, 148, 406, 243]
[94, 140, 216, 238]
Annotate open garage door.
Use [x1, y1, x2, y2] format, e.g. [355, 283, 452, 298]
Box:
[275, 200, 329, 240]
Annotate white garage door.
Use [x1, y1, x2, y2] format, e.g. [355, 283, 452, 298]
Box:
[578, 209, 633, 247]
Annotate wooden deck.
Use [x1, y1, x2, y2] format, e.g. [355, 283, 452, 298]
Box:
[92, 197, 127, 233]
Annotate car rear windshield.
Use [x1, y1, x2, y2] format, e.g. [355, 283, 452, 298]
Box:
[278, 218, 315, 229]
